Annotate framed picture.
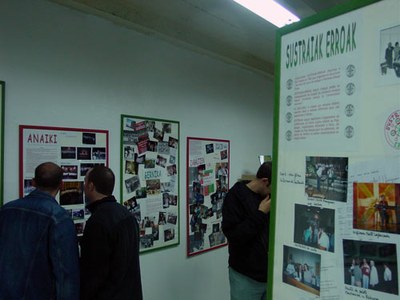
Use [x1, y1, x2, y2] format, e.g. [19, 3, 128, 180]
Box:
[187, 137, 229, 256]
[19, 125, 109, 236]
[121, 115, 180, 253]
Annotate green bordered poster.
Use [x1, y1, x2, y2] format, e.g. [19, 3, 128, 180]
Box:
[120, 115, 180, 253]
[269, 0, 400, 299]
[0, 82, 4, 206]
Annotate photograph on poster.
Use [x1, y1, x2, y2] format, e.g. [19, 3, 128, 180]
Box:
[293, 204, 335, 252]
[282, 245, 321, 296]
[82, 132, 96, 145]
[353, 182, 400, 234]
[305, 156, 348, 201]
[61, 146, 76, 159]
[343, 239, 398, 295]
[187, 137, 229, 256]
[379, 24, 400, 81]
[61, 165, 78, 180]
[60, 181, 84, 206]
[121, 115, 179, 252]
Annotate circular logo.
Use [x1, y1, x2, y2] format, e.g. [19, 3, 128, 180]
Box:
[285, 130, 292, 141]
[345, 126, 354, 138]
[384, 110, 400, 149]
[345, 104, 355, 117]
[286, 79, 293, 90]
[286, 112, 293, 123]
[286, 95, 293, 106]
[345, 83, 355, 95]
[346, 64, 355, 77]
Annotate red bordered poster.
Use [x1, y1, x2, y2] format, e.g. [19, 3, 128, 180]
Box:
[19, 125, 109, 236]
[187, 137, 229, 256]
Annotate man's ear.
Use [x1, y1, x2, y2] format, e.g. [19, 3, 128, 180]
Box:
[32, 178, 37, 188]
[262, 178, 270, 186]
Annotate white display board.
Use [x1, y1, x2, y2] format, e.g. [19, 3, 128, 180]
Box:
[270, 0, 400, 299]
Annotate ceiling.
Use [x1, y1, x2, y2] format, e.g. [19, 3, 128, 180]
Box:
[50, 0, 351, 78]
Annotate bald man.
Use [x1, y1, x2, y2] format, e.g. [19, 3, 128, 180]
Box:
[0, 162, 80, 299]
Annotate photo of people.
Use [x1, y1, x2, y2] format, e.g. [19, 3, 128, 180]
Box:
[61, 146, 76, 159]
[125, 176, 140, 194]
[282, 245, 321, 296]
[82, 132, 96, 144]
[125, 160, 138, 175]
[305, 156, 348, 202]
[353, 182, 400, 234]
[60, 181, 84, 205]
[379, 25, 400, 82]
[92, 147, 106, 160]
[61, 165, 78, 180]
[293, 204, 335, 252]
[77, 147, 91, 160]
[343, 239, 398, 295]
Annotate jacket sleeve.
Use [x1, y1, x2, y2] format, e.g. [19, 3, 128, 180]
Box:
[80, 219, 111, 300]
[222, 187, 269, 244]
[49, 216, 80, 300]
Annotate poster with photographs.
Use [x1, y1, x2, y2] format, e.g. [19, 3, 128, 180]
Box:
[271, 1, 400, 299]
[186, 137, 229, 256]
[0, 82, 4, 205]
[19, 125, 109, 236]
[121, 115, 179, 253]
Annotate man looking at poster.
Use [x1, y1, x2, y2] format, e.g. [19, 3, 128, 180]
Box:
[222, 162, 272, 300]
[0, 162, 80, 299]
[80, 165, 143, 300]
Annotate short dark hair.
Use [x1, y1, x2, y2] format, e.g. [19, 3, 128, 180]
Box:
[87, 165, 115, 196]
[256, 161, 272, 181]
[34, 162, 63, 190]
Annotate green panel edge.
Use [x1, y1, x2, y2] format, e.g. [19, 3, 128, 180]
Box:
[0, 81, 4, 206]
[267, 0, 382, 299]
[120, 114, 181, 255]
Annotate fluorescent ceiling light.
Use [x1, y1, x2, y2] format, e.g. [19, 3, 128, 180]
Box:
[233, 0, 300, 28]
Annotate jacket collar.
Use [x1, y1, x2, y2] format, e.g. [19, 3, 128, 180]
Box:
[86, 195, 117, 213]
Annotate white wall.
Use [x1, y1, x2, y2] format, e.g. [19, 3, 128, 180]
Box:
[0, 0, 274, 299]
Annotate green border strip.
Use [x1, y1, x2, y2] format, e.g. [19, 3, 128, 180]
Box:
[120, 114, 180, 255]
[0, 81, 4, 206]
[267, 0, 381, 299]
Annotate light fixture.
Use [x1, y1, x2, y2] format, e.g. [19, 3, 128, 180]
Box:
[233, 0, 300, 28]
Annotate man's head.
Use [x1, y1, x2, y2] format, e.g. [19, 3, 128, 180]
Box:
[32, 162, 63, 195]
[248, 161, 272, 197]
[84, 165, 115, 203]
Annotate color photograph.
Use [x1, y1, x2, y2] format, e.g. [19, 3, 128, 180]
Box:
[305, 156, 348, 202]
[343, 239, 398, 295]
[353, 182, 400, 234]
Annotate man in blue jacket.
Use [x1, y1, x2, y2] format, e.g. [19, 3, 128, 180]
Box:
[0, 162, 80, 299]
[80, 165, 143, 300]
[222, 162, 272, 300]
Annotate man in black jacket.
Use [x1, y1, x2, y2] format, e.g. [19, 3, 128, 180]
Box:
[80, 165, 143, 300]
[222, 162, 272, 300]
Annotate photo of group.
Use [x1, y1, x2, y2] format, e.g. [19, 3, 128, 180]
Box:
[343, 239, 398, 295]
[379, 24, 400, 82]
[293, 204, 335, 252]
[353, 182, 400, 234]
[305, 156, 348, 202]
[282, 245, 321, 296]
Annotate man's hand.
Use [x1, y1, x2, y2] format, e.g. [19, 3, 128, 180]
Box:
[258, 194, 271, 214]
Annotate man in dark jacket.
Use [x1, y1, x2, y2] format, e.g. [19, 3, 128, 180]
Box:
[222, 162, 272, 300]
[80, 165, 143, 300]
[0, 162, 80, 299]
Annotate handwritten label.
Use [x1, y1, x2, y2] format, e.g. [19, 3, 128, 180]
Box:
[280, 171, 304, 184]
